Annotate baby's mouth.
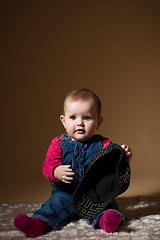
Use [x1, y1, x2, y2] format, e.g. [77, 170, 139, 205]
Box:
[76, 129, 85, 134]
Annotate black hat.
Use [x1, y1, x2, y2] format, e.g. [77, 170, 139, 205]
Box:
[73, 143, 131, 220]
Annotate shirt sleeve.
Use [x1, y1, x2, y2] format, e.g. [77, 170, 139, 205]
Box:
[101, 136, 112, 149]
[42, 136, 62, 182]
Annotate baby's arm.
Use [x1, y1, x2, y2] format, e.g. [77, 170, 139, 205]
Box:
[54, 165, 75, 184]
[42, 136, 75, 183]
[42, 136, 63, 182]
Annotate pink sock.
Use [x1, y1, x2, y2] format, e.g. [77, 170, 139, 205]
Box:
[14, 214, 51, 238]
[99, 210, 122, 233]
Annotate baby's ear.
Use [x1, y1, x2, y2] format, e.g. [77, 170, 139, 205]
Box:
[60, 115, 66, 128]
[97, 116, 103, 130]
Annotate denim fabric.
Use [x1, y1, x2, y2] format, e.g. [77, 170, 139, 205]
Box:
[32, 134, 103, 230]
[32, 184, 75, 229]
[60, 134, 102, 184]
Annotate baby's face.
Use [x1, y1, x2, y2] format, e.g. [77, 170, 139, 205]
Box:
[60, 99, 102, 142]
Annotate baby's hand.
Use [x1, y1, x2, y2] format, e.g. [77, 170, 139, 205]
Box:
[54, 165, 75, 184]
[121, 144, 132, 163]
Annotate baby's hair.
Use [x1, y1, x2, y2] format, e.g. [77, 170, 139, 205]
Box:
[64, 89, 102, 117]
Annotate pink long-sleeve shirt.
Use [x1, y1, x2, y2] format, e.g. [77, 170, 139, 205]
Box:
[42, 135, 111, 183]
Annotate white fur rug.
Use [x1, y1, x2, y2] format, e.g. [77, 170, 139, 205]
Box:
[0, 196, 160, 240]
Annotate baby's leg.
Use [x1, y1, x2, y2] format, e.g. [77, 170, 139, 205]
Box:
[14, 214, 51, 238]
[93, 200, 123, 233]
[14, 185, 75, 237]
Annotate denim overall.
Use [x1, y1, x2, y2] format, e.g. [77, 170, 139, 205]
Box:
[32, 134, 123, 231]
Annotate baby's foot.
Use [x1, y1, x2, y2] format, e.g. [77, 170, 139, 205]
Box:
[99, 210, 122, 233]
[14, 214, 50, 238]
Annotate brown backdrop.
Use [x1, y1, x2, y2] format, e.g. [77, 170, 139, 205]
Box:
[1, 0, 160, 203]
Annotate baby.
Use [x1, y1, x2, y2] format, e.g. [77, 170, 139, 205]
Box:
[14, 89, 132, 238]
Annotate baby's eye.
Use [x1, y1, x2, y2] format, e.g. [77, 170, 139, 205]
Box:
[70, 116, 76, 120]
[84, 116, 91, 120]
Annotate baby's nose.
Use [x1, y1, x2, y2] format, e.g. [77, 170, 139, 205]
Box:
[77, 118, 84, 126]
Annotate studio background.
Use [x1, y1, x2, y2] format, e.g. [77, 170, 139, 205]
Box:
[1, 0, 160, 203]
